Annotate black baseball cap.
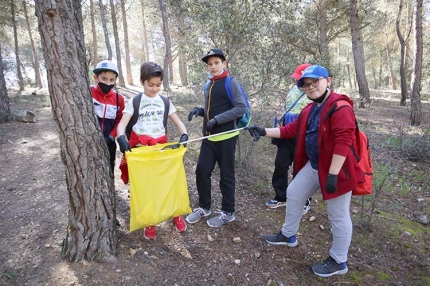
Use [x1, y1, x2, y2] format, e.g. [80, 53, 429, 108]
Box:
[201, 48, 226, 63]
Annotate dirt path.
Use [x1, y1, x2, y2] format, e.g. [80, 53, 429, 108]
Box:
[0, 89, 429, 286]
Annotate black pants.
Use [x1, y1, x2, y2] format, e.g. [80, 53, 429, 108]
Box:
[195, 136, 237, 213]
[272, 138, 296, 202]
[107, 140, 117, 176]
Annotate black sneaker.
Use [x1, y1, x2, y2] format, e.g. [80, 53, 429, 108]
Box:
[264, 231, 298, 247]
[312, 256, 348, 277]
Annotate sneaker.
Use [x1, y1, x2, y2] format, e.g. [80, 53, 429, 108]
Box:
[173, 216, 187, 232]
[143, 226, 156, 240]
[264, 231, 298, 247]
[312, 256, 348, 277]
[185, 207, 211, 224]
[206, 211, 235, 227]
[303, 198, 312, 215]
[266, 199, 286, 209]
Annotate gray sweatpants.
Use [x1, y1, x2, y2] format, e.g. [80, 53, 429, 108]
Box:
[281, 161, 352, 263]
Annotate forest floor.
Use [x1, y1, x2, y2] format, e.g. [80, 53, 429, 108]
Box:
[0, 86, 429, 286]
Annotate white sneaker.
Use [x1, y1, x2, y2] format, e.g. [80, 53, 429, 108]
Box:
[303, 198, 312, 215]
[207, 211, 235, 227]
[185, 207, 211, 224]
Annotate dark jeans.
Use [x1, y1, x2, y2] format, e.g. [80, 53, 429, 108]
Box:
[195, 136, 237, 213]
[272, 138, 296, 202]
[107, 140, 117, 176]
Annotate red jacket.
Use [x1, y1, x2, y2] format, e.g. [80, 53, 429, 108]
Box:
[91, 85, 125, 138]
[279, 92, 364, 200]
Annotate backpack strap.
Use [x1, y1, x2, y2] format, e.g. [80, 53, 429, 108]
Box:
[278, 91, 306, 124]
[225, 76, 233, 102]
[125, 93, 142, 139]
[159, 94, 170, 131]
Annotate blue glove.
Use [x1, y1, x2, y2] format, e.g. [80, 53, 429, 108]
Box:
[188, 107, 204, 121]
[104, 135, 114, 146]
[325, 174, 338, 194]
[206, 118, 217, 133]
[117, 135, 131, 153]
[179, 133, 188, 147]
[245, 125, 266, 141]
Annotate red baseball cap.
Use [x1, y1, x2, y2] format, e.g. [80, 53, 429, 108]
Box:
[289, 63, 312, 80]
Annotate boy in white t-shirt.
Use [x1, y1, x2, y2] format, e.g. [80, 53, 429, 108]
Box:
[116, 62, 188, 240]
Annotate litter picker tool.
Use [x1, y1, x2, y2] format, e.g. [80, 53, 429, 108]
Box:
[162, 127, 247, 150]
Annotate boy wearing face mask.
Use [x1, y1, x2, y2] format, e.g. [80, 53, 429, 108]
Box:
[91, 60, 125, 174]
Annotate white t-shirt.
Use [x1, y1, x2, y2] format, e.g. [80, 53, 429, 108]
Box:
[123, 93, 176, 137]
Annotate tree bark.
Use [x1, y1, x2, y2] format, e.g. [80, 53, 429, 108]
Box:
[349, 0, 371, 108]
[158, 0, 171, 91]
[385, 42, 396, 91]
[396, 0, 408, 106]
[34, 0, 117, 263]
[120, 0, 133, 85]
[176, 14, 188, 86]
[23, 1, 44, 89]
[109, 0, 125, 87]
[409, 0, 423, 126]
[11, 0, 25, 91]
[99, 0, 113, 60]
[318, 0, 330, 67]
[346, 51, 353, 89]
[90, 0, 98, 66]
[0, 48, 12, 123]
[140, 0, 150, 62]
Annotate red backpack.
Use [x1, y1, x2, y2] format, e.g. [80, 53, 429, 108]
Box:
[335, 100, 373, 195]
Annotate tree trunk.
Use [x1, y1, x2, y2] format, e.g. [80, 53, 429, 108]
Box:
[158, 0, 171, 91]
[385, 42, 396, 91]
[349, 0, 371, 108]
[396, 0, 408, 106]
[405, 1, 413, 84]
[109, 0, 125, 87]
[176, 15, 188, 86]
[99, 0, 113, 60]
[346, 51, 353, 89]
[409, 0, 423, 126]
[0, 48, 12, 123]
[140, 0, 150, 62]
[120, 0, 133, 85]
[34, 0, 117, 263]
[23, 1, 44, 89]
[90, 0, 98, 66]
[318, 0, 330, 67]
[11, 0, 25, 91]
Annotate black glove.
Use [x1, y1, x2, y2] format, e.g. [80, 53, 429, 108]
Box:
[245, 125, 267, 141]
[188, 107, 204, 121]
[325, 174, 338, 194]
[104, 135, 114, 146]
[117, 135, 131, 154]
[206, 118, 217, 133]
[179, 133, 188, 147]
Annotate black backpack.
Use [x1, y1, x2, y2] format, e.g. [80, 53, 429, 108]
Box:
[125, 93, 170, 140]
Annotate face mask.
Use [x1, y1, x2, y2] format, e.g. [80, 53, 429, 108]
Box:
[98, 82, 115, 94]
[307, 88, 329, 103]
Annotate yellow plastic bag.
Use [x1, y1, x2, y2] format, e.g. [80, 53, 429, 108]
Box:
[126, 143, 191, 232]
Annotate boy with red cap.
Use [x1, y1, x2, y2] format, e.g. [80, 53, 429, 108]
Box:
[266, 64, 313, 213]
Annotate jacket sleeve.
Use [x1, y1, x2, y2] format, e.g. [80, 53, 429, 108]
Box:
[109, 93, 125, 138]
[213, 77, 247, 125]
